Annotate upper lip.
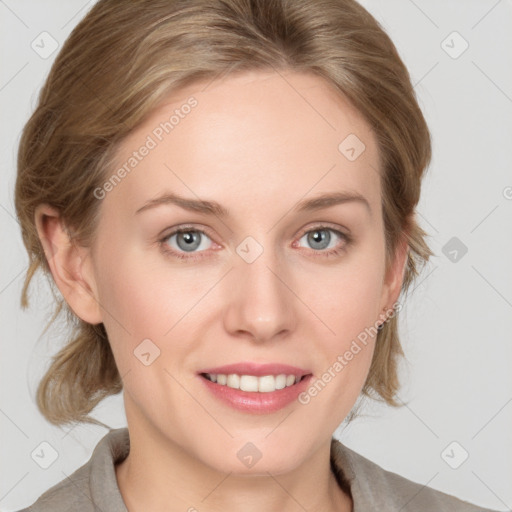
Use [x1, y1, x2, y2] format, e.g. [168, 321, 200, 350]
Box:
[198, 362, 312, 378]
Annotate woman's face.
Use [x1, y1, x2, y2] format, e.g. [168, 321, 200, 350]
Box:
[84, 69, 406, 473]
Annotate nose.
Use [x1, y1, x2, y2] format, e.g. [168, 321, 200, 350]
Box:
[223, 243, 297, 344]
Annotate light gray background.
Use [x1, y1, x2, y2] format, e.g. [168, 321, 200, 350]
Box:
[1, 0, 511, 510]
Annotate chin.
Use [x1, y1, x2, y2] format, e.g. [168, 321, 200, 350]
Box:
[196, 438, 308, 476]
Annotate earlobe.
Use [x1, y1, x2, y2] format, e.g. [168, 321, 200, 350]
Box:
[34, 204, 103, 325]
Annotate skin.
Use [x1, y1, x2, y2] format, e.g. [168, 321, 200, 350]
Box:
[35, 69, 408, 512]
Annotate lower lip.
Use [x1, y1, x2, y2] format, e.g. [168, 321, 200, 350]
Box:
[198, 374, 313, 414]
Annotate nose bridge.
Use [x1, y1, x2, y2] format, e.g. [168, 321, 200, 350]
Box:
[224, 233, 295, 341]
[237, 237, 281, 294]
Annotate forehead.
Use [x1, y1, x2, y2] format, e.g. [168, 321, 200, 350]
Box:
[105, 69, 381, 216]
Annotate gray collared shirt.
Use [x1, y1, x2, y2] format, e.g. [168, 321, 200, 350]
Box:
[16, 427, 499, 511]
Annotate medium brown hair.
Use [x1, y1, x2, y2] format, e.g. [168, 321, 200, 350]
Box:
[15, 0, 433, 426]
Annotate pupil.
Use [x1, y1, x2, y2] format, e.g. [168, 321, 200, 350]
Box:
[178, 231, 200, 251]
[309, 229, 329, 249]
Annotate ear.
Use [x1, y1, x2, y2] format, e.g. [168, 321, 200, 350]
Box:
[34, 204, 102, 324]
[379, 232, 409, 318]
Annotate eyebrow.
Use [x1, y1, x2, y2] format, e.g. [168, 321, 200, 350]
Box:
[135, 190, 372, 217]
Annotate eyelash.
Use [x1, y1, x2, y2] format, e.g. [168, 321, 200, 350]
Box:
[158, 224, 353, 262]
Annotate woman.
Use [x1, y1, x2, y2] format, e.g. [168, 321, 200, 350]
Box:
[13, 0, 500, 510]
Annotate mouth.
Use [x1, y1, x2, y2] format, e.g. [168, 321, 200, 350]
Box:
[196, 362, 313, 413]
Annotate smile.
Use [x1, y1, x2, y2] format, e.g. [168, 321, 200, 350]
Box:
[197, 362, 313, 413]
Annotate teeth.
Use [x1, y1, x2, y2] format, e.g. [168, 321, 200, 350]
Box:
[259, 375, 277, 392]
[275, 374, 286, 389]
[240, 375, 258, 392]
[204, 373, 303, 392]
[227, 374, 240, 388]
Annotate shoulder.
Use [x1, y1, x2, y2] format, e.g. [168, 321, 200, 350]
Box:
[13, 465, 92, 512]
[330, 438, 500, 512]
[14, 428, 129, 512]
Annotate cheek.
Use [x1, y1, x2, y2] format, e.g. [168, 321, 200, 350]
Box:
[305, 247, 385, 342]
[92, 249, 189, 409]
[93, 238, 210, 367]
[300, 262, 381, 418]
[296, 238, 385, 406]
[91, 235, 168, 361]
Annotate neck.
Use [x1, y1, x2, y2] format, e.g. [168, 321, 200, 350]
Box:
[115, 418, 352, 512]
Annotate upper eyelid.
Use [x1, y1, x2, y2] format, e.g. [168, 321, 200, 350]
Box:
[161, 224, 217, 243]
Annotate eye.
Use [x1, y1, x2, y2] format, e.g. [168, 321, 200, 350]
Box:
[159, 226, 215, 261]
[159, 224, 352, 262]
[294, 225, 352, 258]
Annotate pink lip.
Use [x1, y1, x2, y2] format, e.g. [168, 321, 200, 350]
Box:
[198, 362, 311, 378]
[196, 362, 314, 414]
